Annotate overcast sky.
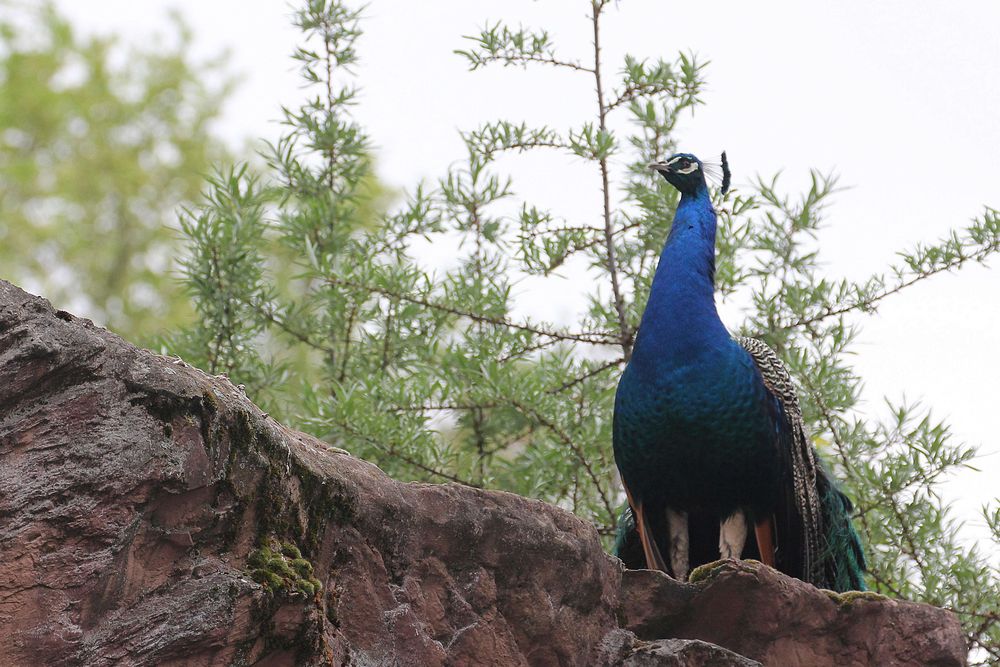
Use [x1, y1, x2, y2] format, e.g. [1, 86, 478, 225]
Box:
[56, 1, 1000, 543]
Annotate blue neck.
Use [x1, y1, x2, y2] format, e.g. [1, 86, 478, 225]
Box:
[631, 185, 729, 369]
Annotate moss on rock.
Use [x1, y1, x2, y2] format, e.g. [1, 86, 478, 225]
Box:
[834, 590, 888, 605]
[248, 537, 323, 600]
[688, 559, 732, 584]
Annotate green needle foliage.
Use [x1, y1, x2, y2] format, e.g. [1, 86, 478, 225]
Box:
[173, 1, 999, 660]
[0, 1, 231, 340]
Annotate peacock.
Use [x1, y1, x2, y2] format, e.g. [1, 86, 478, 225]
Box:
[612, 152, 866, 592]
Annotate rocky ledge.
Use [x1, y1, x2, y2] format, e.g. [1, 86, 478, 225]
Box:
[0, 281, 967, 666]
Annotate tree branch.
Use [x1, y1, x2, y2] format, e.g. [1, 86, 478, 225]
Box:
[546, 356, 624, 394]
[467, 52, 593, 73]
[773, 233, 999, 334]
[331, 418, 481, 487]
[591, 1, 631, 359]
[512, 399, 616, 525]
[255, 303, 338, 356]
[327, 276, 619, 346]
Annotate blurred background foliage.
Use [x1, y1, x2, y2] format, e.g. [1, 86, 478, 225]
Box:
[0, 1, 230, 341]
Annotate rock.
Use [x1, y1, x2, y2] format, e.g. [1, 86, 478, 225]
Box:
[0, 280, 618, 665]
[0, 280, 969, 666]
[620, 561, 968, 667]
[598, 630, 761, 667]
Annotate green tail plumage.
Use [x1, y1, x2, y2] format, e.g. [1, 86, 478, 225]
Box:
[817, 469, 867, 591]
[612, 503, 635, 559]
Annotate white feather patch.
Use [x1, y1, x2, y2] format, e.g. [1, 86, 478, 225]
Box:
[676, 162, 700, 175]
[666, 508, 689, 581]
[719, 511, 747, 560]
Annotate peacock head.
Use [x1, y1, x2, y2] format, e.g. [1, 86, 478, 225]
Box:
[649, 152, 730, 196]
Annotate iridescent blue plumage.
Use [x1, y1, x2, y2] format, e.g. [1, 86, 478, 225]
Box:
[612, 153, 865, 592]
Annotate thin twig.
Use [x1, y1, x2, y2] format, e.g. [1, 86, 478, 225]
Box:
[479, 139, 573, 159]
[333, 419, 480, 487]
[591, 1, 632, 359]
[773, 244, 999, 333]
[497, 336, 566, 363]
[607, 83, 680, 112]
[255, 304, 338, 355]
[512, 399, 617, 525]
[387, 402, 500, 413]
[338, 300, 359, 383]
[327, 276, 618, 346]
[520, 223, 605, 240]
[546, 357, 624, 394]
[320, 16, 338, 191]
[380, 301, 394, 371]
[472, 53, 594, 73]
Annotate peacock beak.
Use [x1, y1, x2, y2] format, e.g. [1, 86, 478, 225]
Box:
[648, 162, 669, 172]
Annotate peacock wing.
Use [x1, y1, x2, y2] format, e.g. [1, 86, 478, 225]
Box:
[737, 336, 827, 586]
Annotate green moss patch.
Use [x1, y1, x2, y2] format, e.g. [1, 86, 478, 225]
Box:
[248, 537, 323, 599]
[831, 590, 888, 605]
[688, 559, 736, 584]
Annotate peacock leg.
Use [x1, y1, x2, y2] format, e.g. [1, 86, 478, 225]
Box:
[665, 508, 689, 580]
[634, 502, 668, 571]
[719, 511, 747, 560]
[622, 483, 668, 571]
[754, 516, 776, 567]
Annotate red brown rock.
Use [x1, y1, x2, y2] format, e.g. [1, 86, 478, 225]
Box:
[0, 281, 968, 666]
[620, 562, 967, 667]
[598, 631, 761, 667]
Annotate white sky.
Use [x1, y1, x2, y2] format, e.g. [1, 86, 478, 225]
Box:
[56, 1, 999, 542]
